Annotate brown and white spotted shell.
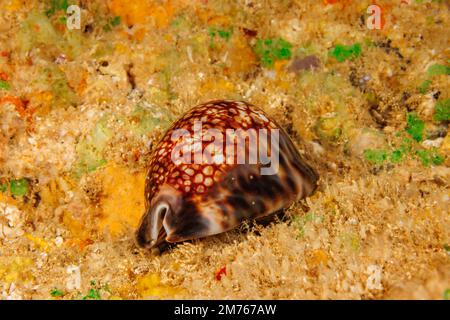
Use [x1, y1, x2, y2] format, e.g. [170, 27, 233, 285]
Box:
[136, 100, 318, 249]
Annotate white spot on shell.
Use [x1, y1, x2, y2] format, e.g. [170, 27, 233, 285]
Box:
[194, 173, 203, 184]
[204, 177, 213, 187]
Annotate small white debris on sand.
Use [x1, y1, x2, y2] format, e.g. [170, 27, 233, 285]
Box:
[0, 203, 24, 240]
[2, 283, 23, 300]
[422, 138, 444, 148]
[366, 265, 383, 291]
[55, 236, 64, 247]
[66, 265, 81, 291]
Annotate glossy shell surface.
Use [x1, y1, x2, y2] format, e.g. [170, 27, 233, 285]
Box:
[136, 100, 318, 248]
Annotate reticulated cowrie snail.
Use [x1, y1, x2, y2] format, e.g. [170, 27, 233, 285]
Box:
[136, 100, 318, 249]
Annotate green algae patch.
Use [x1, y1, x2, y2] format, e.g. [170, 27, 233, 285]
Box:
[434, 99, 450, 122]
[254, 38, 293, 68]
[329, 43, 361, 62]
[73, 119, 111, 176]
[10, 179, 30, 197]
[0, 80, 11, 90]
[50, 288, 65, 298]
[363, 149, 388, 165]
[427, 63, 450, 77]
[417, 79, 432, 94]
[416, 149, 444, 166]
[405, 113, 425, 142]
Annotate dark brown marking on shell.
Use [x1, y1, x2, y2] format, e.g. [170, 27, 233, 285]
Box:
[164, 200, 210, 243]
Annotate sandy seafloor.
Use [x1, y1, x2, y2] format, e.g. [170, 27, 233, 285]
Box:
[0, 0, 449, 299]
